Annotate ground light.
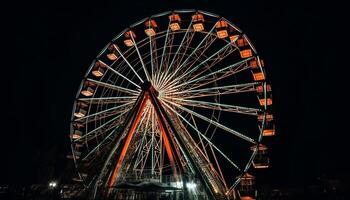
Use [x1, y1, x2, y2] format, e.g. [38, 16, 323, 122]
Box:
[49, 181, 57, 188]
[186, 182, 197, 190]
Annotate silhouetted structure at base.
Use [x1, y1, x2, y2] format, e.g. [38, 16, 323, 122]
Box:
[1, 175, 349, 200]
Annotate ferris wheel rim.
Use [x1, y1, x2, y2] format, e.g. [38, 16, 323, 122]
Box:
[69, 10, 273, 198]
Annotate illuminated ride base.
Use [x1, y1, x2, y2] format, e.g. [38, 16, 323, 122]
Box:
[68, 10, 275, 200]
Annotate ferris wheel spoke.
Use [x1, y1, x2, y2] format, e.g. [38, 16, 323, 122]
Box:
[189, 114, 210, 162]
[98, 59, 141, 89]
[74, 101, 134, 121]
[159, 36, 213, 91]
[81, 127, 119, 161]
[164, 57, 253, 92]
[164, 22, 218, 87]
[156, 36, 174, 88]
[131, 36, 151, 81]
[162, 97, 260, 116]
[153, 23, 171, 88]
[184, 44, 238, 83]
[161, 98, 256, 144]
[179, 35, 217, 74]
[160, 99, 242, 172]
[78, 96, 137, 104]
[180, 70, 253, 95]
[171, 110, 211, 164]
[82, 108, 130, 125]
[209, 143, 229, 190]
[167, 82, 259, 98]
[112, 44, 144, 83]
[75, 109, 129, 142]
[168, 36, 235, 88]
[86, 78, 140, 95]
[81, 109, 130, 126]
[149, 34, 155, 83]
[158, 20, 194, 88]
[150, 38, 160, 85]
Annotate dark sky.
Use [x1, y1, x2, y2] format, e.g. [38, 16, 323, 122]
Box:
[2, 0, 347, 189]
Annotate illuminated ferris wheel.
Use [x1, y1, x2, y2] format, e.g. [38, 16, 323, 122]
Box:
[68, 10, 275, 200]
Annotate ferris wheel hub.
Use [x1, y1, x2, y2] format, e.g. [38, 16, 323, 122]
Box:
[140, 81, 152, 90]
[141, 81, 159, 97]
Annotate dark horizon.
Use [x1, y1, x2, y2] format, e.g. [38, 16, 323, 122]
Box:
[2, 0, 347, 192]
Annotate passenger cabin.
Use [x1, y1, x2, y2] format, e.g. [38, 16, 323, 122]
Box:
[253, 72, 265, 81]
[81, 81, 96, 97]
[237, 38, 253, 58]
[255, 84, 271, 93]
[237, 173, 256, 200]
[250, 144, 269, 169]
[229, 34, 240, 43]
[240, 49, 253, 58]
[263, 123, 275, 136]
[169, 13, 181, 31]
[250, 58, 266, 81]
[74, 142, 83, 148]
[91, 61, 106, 77]
[124, 30, 136, 47]
[66, 150, 81, 159]
[74, 102, 88, 118]
[144, 20, 158, 37]
[256, 82, 272, 107]
[228, 27, 240, 42]
[192, 13, 204, 32]
[106, 45, 119, 61]
[258, 94, 273, 106]
[74, 108, 86, 118]
[215, 20, 228, 39]
[81, 86, 94, 97]
[249, 59, 264, 69]
[257, 112, 274, 122]
[70, 129, 82, 139]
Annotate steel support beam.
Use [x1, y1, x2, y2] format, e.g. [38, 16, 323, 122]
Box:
[148, 86, 219, 200]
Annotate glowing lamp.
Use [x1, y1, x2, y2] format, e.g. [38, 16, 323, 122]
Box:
[170, 22, 180, 31]
[71, 130, 82, 139]
[192, 13, 204, 31]
[229, 35, 239, 43]
[124, 31, 136, 47]
[216, 30, 228, 39]
[263, 128, 275, 136]
[240, 49, 253, 58]
[258, 97, 273, 106]
[255, 84, 271, 93]
[107, 52, 118, 61]
[145, 28, 156, 37]
[92, 67, 105, 77]
[81, 87, 94, 97]
[124, 39, 134, 47]
[257, 113, 274, 122]
[253, 72, 265, 81]
[169, 13, 181, 31]
[186, 182, 197, 190]
[193, 23, 204, 31]
[215, 20, 228, 39]
[74, 108, 86, 118]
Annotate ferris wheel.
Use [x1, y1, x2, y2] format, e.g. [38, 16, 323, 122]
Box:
[68, 9, 275, 200]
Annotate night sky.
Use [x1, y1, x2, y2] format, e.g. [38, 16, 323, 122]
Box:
[2, 0, 347, 189]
